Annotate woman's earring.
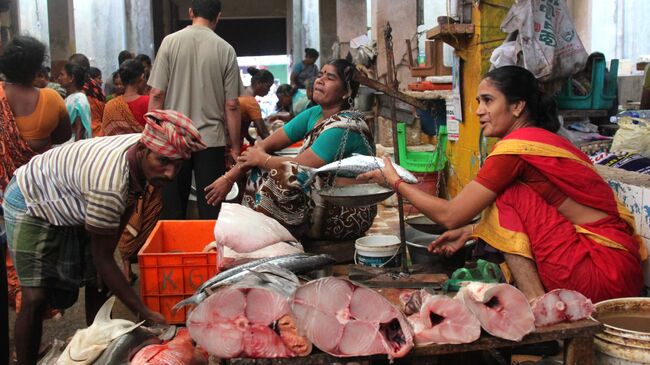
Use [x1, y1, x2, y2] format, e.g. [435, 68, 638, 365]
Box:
[347, 96, 355, 109]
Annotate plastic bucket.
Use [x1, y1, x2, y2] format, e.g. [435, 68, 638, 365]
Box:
[355, 235, 401, 268]
[591, 297, 650, 364]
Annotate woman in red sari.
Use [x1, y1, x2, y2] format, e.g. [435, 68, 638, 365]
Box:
[360, 66, 646, 303]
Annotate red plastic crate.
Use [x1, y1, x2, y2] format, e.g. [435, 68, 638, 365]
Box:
[138, 220, 218, 324]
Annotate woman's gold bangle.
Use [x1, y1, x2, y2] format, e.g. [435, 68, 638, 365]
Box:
[222, 174, 234, 184]
[263, 155, 272, 169]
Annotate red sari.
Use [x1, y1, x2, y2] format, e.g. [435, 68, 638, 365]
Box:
[473, 127, 646, 303]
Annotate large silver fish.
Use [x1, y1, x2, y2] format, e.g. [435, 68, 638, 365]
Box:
[92, 327, 161, 365]
[173, 253, 335, 311]
[310, 155, 417, 184]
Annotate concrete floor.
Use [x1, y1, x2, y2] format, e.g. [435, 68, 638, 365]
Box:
[7, 269, 139, 363]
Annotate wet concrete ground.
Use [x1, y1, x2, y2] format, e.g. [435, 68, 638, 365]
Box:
[8, 269, 139, 363]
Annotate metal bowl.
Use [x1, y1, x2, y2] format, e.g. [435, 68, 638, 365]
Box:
[406, 215, 480, 235]
[405, 215, 447, 234]
[318, 183, 394, 207]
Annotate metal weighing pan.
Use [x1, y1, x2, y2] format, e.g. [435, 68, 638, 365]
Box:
[318, 183, 394, 207]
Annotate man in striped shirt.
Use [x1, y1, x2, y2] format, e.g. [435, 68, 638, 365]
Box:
[3, 110, 206, 365]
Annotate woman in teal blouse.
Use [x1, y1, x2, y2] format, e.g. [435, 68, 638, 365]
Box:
[206, 59, 376, 240]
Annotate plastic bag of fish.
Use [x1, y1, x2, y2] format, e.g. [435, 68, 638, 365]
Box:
[214, 203, 297, 255]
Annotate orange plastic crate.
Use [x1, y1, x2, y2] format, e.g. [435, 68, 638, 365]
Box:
[138, 220, 218, 324]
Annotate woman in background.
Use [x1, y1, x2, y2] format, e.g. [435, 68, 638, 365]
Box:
[240, 67, 273, 144]
[59, 63, 92, 141]
[68, 53, 106, 137]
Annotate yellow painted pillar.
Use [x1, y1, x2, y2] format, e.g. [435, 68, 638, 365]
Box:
[443, 1, 514, 196]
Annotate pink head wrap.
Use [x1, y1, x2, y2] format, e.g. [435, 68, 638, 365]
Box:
[141, 110, 207, 159]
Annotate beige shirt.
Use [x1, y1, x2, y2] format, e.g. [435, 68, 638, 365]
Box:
[148, 25, 243, 147]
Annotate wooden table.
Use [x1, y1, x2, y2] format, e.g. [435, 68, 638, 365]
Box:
[222, 319, 601, 365]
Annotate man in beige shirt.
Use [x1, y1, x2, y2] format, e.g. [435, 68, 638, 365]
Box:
[148, 0, 242, 219]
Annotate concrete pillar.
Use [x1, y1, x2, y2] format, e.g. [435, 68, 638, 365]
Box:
[319, 0, 336, 63]
[17, 0, 50, 57]
[73, 0, 127, 81]
[291, 0, 302, 67]
[336, 0, 366, 60]
[47, 0, 75, 73]
[372, 0, 417, 89]
[302, 0, 320, 66]
[125, 0, 155, 58]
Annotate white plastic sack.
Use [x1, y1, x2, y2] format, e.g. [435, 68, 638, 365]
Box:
[611, 117, 650, 158]
[490, 41, 518, 69]
[498, 0, 588, 81]
[214, 203, 297, 253]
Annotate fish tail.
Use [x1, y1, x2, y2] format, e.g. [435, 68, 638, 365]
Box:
[172, 296, 198, 313]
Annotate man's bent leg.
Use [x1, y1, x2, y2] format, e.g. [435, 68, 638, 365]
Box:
[193, 147, 226, 219]
[161, 158, 193, 219]
[15, 287, 48, 365]
[504, 253, 546, 300]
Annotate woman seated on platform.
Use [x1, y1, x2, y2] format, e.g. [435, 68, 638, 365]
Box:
[359, 66, 646, 303]
[206, 59, 376, 241]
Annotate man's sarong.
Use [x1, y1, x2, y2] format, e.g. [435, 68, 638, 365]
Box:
[474, 127, 646, 303]
[3, 178, 94, 310]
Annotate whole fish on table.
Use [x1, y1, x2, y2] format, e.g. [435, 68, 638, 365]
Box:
[91, 327, 162, 365]
[304, 155, 418, 184]
[56, 297, 143, 365]
[173, 253, 336, 311]
[130, 328, 207, 365]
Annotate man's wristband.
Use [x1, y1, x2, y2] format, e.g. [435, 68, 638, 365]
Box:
[392, 178, 405, 193]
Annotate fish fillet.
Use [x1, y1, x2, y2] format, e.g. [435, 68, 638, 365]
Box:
[531, 289, 594, 327]
[292, 277, 414, 359]
[457, 283, 535, 341]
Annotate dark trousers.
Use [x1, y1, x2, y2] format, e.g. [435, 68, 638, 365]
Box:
[161, 147, 226, 220]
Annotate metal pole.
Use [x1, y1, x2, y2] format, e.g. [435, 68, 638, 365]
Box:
[384, 23, 409, 274]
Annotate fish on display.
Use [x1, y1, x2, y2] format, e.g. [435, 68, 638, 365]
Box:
[173, 253, 336, 311]
[306, 155, 418, 184]
[187, 264, 312, 358]
[408, 292, 481, 345]
[57, 297, 144, 365]
[531, 289, 594, 327]
[91, 327, 162, 365]
[37, 339, 66, 365]
[130, 328, 208, 365]
[292, 276, 414, 359]
[456, 282, 535, 342]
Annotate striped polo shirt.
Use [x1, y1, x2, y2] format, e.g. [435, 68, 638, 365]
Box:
[14, 134, 141, 234]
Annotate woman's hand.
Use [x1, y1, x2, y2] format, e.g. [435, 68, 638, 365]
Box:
[204, 176, 234, 206]
[428, 225, 474, 257]
[237, 146, 269, 169]
[356, 157, 401, 188]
